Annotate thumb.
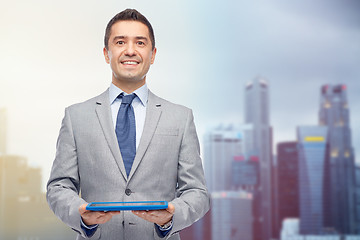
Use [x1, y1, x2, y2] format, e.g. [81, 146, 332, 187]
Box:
[166, 203, 175, 214]
[78, 203, 88, 214]
[110, 211, 121, 216]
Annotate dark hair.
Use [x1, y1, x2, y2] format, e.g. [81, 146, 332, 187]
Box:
[104, 9, 155, 50]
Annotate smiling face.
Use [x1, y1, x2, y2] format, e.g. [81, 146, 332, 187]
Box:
[103, 20, 157, 92]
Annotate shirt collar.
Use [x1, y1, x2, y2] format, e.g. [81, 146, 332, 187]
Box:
[109, 83, 148, 107]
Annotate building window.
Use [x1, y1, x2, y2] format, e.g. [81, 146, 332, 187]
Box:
[335, 119, 345, 127]
[331, 149, 338, 158]
[339, 119, 344, 127]
[344, 151, 350, 158]
[324, 101, 331, 109]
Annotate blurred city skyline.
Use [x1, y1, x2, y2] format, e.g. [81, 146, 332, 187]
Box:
[186, 78, 360, 239]
[1, 0, 359, 193]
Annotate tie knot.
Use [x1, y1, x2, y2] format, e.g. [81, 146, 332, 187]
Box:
[120, 93, 136, 105]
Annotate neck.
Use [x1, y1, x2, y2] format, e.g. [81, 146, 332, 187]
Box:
[112, 77, 146, 94]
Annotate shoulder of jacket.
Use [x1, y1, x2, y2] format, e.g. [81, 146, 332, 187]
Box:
[65, 89, 108, 112]
[149, 91, 191, 113]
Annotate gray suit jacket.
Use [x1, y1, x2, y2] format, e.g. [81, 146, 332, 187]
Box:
[46, 89, 210, 240]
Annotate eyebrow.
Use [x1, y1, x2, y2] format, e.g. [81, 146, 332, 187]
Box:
[112, 36, 148, 41]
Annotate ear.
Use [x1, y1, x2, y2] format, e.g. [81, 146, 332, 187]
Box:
[150, 47, 157, 64]
[103, 47, 110, 64]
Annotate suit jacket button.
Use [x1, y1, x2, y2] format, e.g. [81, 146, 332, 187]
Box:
[125, 189, 132, 196]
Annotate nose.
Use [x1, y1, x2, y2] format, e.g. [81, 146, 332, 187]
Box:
[124, 42, 136, 56]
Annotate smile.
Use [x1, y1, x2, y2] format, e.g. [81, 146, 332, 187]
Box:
[121, 61, 139, 65]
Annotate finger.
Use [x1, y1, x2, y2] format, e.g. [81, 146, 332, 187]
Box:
[78, 203, 88, 214]
[93, 212, 116, 224]
[81, 211, 106, 225]
[166, 203, 175, 214]
[110, 211, 121, 215]
[132, 210, 143, 215]
[137, 212, 153, 222]
[83, 211, 106, 222]
[97, 214, 113, 224]
[133, 209, 167, 218]
[95, 212, 106, 218]
[132, 210, 166, 224]
[103, 211, 120, 218]
[132, 211, 149, 219]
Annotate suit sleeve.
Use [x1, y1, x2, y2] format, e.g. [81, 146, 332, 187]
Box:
[46, 107, 90, 238]
[157, 109, 210, 239]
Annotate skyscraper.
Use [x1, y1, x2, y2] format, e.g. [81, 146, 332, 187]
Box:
[202, 124, 255, 240]
[0, 155, 76, 239]
[319, 84, 357, 234]
[355, 165, 360, 234]
[0, 155, 39, 237]
[184, 210, 212, 240]
[211, 191, 253, 240]
[245, 77, 272, 240]
[276, 141, 299, 237]
[297, 126, 328, 234]
[232, 155, 258, 190]
[280, 218, 300, 240]
[203, 124, 253, 192]
[0, 115, 75, 239]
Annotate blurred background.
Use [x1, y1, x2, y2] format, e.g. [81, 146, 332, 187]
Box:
[0, 0, 359, 239]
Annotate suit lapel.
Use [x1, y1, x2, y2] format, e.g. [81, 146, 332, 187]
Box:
[94, 89, 127, 180]
[128, 91, 162, 181]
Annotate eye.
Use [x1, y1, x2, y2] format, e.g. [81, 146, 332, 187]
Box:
[116, 40, 125, 45]
[137, 41, 145, 46]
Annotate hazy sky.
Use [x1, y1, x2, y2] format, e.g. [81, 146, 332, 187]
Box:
[1, 0, 359, 191]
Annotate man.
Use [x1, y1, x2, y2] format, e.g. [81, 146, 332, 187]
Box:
[46, 9, 210, 240]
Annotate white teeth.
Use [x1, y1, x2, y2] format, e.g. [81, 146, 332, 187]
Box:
[123, 61, 138, 65]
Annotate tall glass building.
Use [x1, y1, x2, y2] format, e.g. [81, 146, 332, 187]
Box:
[355, 165, 360, 234]
[211, 191, 253, 240]
[319, 84, 356, 233]
[202, 124, 255, 240]
[232, 155, 258, 190]
[203, 124, 253, 192]
[297, 126, 328, 234]
[245, 77, 272, 240]
[276, 141, 299, 237]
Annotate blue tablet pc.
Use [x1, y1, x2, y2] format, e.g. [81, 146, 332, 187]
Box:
[86, 201, 168, 211]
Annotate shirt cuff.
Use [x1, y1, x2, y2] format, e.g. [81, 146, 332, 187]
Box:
[80, 218, 98, 237]
[155, 220, 173, 238]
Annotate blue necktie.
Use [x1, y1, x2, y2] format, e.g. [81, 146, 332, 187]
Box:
[116, 93, 136, 177]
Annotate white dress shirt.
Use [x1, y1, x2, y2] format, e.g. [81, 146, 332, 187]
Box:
[108, 83, 148, 149]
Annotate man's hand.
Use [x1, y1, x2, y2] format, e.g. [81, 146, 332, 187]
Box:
[132, 203, 175, 226]
[79, 203, 120, 226]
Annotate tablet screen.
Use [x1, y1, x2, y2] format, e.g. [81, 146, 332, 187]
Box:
[89, 201, 166, 207]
